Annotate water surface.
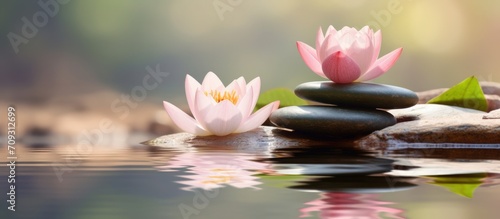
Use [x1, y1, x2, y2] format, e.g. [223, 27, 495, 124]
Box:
[1, 142, 500, 219]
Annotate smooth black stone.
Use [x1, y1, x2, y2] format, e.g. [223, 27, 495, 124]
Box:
[270, 106, 396, 137]
[295, 81, 419, 109]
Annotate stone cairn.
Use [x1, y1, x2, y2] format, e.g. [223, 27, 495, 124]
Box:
[270, 81, 419, 138]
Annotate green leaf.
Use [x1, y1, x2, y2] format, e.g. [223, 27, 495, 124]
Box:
[428, 173, 486, 198]
[256, 88, 307, 110]
[427, 76, 488, 111]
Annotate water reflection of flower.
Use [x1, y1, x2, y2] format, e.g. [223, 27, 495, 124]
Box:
[300, 192, 405, 219]
[157, 152, 270, 191]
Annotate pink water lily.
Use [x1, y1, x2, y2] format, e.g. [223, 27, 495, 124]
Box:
[297, 25, 403, 83]
[163, 72, 280, 136]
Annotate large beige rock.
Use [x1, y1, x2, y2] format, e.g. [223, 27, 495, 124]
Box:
[146, 104, 500, 154]
[357, 104, 500, 145]
[146, 123, 500, 160]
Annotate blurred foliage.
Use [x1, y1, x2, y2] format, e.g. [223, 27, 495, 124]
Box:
[1, 0, 500, 105]
[255, 88, 307, 110]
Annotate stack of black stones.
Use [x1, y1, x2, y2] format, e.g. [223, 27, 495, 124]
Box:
[269, 81, 419, 137]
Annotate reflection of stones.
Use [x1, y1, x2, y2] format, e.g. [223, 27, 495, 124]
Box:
[417, 81, 500, 112]
[21, 127, 53, 149]
[300, 192, 407, 219]
[358, 104, 500, 145]
[263, 147, 393, 176]
[291, 175, 416, 193]
[271, 81, 418, 138]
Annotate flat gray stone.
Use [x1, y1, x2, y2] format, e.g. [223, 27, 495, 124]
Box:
[142, 126, 355, 150]
[143, 125, 500, 159]
[295, 81, 418, 109]
[270, 106, 396, 137]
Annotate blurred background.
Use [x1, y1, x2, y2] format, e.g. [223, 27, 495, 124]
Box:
[1, 0, 500, 143]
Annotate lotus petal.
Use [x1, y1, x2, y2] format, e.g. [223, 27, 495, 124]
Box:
[297, 41, 324, 77]
[235, 101, 279, 133]
[163, 101, 210, 136]
[358, 48, 402, 81]
[322, 51, 361, 83]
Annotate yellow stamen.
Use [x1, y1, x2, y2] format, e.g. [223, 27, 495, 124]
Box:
[205, 90, 239, 104]
[200, 168, 237, 185]
[201, 175, 235, 185]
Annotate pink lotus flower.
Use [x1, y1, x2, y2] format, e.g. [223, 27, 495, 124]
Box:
[297, 25, 403, 84]
[163, 72, 280, 136]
